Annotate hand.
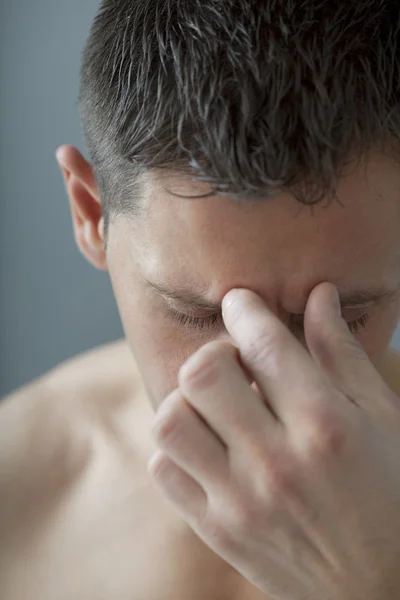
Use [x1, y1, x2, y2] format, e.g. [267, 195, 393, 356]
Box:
[147, 282, 400, 600]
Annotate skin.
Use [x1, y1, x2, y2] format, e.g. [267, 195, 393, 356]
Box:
[2, 142, 400, 600]
[55, 144, 400, 598]
[56, 145, 400, 413]
[146, 285, 400, 598]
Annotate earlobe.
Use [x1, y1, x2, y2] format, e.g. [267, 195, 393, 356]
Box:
[83, 221, 104, 251]
[77, 220, 108, 271]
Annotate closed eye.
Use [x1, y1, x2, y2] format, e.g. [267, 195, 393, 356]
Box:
[166, 308, 371, 335]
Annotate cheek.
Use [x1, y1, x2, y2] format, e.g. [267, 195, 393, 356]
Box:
[133, 318, 207, 407]
[109, 268, 206, 405]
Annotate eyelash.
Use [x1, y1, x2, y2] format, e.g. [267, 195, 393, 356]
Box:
[167, 309, 371, 335]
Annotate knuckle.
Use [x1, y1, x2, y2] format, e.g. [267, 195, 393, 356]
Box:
[243, 327, 285, 372]
[202, 511, 234, 551]
[257, 452, 296, 505]
[210, 521, 233, 551]
[264, 462, 292, 502]
[298, 407, 347, 464]
[229, 500, 256, 534]
[179, 342, 233, 391]
[212, 493, 257, 539]
[152, 397, 186, 445]
[148, 451, 173, 480]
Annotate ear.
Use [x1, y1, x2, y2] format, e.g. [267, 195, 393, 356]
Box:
[56, 145, 107, 271]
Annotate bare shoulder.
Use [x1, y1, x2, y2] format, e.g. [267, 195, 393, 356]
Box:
[0, 344, 239, 600]
[0, 343, 189, 599]
[0, 339, 149, 538]
[44, 338, 143, 408]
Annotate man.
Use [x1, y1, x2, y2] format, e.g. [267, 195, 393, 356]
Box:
[1, 1, 400, 598]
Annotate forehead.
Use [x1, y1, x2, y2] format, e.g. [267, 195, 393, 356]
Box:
[129, 152, 400, 313]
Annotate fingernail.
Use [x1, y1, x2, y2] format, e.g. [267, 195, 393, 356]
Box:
[222, 289, 242, 316]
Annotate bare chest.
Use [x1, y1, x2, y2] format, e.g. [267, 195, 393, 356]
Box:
[2, 444, 269, 600]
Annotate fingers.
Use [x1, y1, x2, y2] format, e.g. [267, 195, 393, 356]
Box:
[148, 449, 207, 524]
[151, 388, 229, 493]
[178, 341, 278, 448]
[304, 283, 400, 419]
[221, 289, 331, 428]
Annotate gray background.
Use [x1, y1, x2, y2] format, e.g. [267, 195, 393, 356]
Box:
[0, 0, 123, 398]
[1, 2, 399, 397]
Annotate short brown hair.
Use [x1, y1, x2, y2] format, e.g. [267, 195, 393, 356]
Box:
[78, 0, 400, 236]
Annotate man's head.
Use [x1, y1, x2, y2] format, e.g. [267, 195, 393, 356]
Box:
[57, 0, 400, 410]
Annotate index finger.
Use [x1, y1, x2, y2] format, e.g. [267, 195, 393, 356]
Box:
[221, 288, 333, 427]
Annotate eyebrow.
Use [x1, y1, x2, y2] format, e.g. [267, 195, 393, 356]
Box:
[143, 276, 398, 313]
